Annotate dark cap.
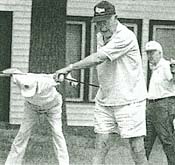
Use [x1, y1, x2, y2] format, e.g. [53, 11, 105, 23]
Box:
[92, 1, 116, 22]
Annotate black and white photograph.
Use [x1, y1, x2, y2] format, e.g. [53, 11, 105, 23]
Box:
[0, 0, 175, 164]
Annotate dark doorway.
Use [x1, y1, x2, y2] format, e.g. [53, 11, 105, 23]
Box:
[0, 12, 12, 122]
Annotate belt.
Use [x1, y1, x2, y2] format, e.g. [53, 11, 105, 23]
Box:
[148, 96, 175, 103]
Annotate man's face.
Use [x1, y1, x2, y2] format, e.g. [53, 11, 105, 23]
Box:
[95, 16, 116, 42]
[96, 19, 111, 33]
[146, 50, 161, 66]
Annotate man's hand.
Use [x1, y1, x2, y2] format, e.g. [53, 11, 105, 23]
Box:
[53, 65, 73, 82]
[53, 73, 66, 83]
[53, 69, 69, 82]
[53, 71, 78, 87]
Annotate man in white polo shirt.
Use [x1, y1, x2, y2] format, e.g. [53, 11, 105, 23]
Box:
[54, 1, 148, 164]
[3, 68, 71, 165]
[145, 41, 175, 165]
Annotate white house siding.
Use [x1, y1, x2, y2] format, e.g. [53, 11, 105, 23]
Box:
[0, 0, 32, 124]
[6, 0, 175, 125]
[66, 0, 175, 126]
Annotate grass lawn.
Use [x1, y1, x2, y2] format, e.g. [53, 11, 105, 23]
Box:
[0, 117, 167, 165]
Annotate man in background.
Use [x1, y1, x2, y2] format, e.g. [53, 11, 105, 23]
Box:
[144, 41, 175, 165]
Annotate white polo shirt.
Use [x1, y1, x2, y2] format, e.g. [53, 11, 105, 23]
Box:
[95, 21, 147, 106]
[148, 58, 175, 100]
[13, 73, 62, 108]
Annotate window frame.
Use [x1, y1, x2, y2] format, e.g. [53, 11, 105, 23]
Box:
[147, 20, 175, 84]
[65, 21, 86, 102]
[149, 20, 175, 40]
[65, 16, 92, 103]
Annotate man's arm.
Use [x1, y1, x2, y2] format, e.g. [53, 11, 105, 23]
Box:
[70, 51, 107, 70]
[54, 51, 108, 80]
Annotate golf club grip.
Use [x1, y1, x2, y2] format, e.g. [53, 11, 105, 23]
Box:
[65, 77, 99, 88]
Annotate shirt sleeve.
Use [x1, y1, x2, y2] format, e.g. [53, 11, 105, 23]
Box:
[98, 30, 138, 61]
[12, 75, 18, 84]
[12, 75, 25, 86]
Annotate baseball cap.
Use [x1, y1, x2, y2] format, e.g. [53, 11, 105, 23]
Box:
[145, 41, 163, 53]
[14, 74, 37, 98]
[92, 1, 116, 22]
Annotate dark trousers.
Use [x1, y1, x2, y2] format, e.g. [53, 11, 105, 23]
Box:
[144, 97, 175, 165]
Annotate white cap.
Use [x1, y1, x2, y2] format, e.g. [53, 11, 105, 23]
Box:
[145, 41, 163, 53]
[14, 74, 37, 97]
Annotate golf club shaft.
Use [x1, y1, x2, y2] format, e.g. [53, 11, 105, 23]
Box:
[0, 72, 99, 88]
[65, 77, 99, 88]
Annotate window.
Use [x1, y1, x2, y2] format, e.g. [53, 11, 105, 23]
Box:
[65, 17, 91, 102]
[65, 21, 85, 101]
[149, 20, 175, 60]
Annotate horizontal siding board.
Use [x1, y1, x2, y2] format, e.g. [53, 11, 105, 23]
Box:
[10, 113, 24, 119]
[10, 65, 28, 71]
[6, 5, 32, 12]
[10, 119, 22, 124]
[0, 0, 32, 5]
[10, 95, 22, 101]
[11, 105, 24, 110]
[13, 12, 31, 18]
[12, 43, 30, 49]
[13, 24, 31, 31]
[67, 114, 93, 121]
[11, 61, 28, 67]
[13, 50, 29, 56]
[13, 18, 31, 24]
[13, 31, 31, 37]
[66, 103, 94, 126]
[11, 101, 24, 108]
[67, 120, 94, 126]
[12, 58, 29, 63]
[10, 105, 24, 111]
[115, 0, 175, 7]
[67, 0, 175, 20]
[13, 40, 30, 45]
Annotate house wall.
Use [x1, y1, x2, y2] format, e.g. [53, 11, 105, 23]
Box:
[6, 0, 175, 125]
[66, 0, 175, 126]
[0, 0, 32, 124]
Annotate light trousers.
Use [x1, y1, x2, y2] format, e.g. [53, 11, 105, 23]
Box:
[5, 101, 69, 165]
